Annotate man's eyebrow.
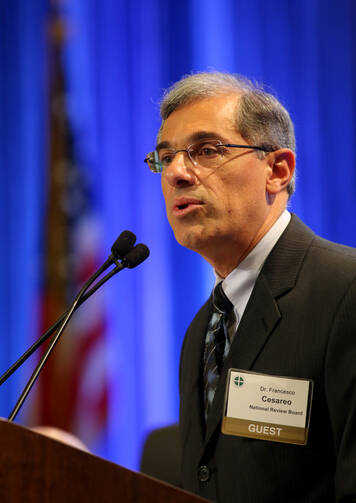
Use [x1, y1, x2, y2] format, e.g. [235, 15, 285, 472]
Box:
[156, 131, 226, 151]
[156, 140, 170, 151]
[189, 131, 225, 143]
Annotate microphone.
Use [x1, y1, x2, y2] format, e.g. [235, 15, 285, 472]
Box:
[122, 243, 150, 268]
[0, 231, 136, 386]
[5, 234, 149, 421]
[0, 231, 138, 388]
[111, 230, 137, 260]
[95, 230, 137, 275]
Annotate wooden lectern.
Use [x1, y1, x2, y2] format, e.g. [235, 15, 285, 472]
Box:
[0, 419, 208, 503]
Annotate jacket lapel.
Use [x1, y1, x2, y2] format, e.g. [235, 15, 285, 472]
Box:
[180, 298, 212, 454]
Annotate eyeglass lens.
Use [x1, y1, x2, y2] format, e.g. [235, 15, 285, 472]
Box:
[147, 140, 227, 173]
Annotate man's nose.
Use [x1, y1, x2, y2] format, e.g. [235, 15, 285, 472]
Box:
[163, 151, 196, 188]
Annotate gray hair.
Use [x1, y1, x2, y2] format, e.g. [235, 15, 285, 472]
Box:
[159, 72, 296, 196]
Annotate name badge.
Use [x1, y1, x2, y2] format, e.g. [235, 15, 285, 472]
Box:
[222, 369, 313, 445]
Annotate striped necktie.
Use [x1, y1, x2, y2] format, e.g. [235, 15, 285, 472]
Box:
[203, 282, 233, 421]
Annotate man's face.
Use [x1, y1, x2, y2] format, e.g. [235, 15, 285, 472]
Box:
[160, 94, 273, 265]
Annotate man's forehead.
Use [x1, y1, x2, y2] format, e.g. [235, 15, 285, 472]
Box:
[157, 94, 241, 149]
[156, 130, 228, 150]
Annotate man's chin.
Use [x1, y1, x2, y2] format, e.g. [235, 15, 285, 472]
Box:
[174, 228, 210, 253]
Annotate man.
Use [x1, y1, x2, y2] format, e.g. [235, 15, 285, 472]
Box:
[144, 73, 356, 502]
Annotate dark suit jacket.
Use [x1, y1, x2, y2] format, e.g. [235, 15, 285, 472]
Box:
[179, 215, 356, 503]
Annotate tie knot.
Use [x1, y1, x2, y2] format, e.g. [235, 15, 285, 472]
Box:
[213, 282, 233, 314]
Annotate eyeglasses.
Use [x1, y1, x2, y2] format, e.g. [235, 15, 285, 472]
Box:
[144, 139, 275, 174]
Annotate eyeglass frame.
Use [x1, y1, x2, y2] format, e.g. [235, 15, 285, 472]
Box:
[144, 140, 276, 174]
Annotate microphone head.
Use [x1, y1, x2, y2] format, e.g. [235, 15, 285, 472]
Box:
[111, 231, 136, 260]
[122, 243, 150, 268]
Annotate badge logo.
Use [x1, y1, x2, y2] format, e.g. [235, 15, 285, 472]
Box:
[234, 375, 244, 387]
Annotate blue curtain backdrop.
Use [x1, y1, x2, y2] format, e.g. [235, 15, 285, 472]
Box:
[0, 0, 48, 418]
[1, 0, 355, 470]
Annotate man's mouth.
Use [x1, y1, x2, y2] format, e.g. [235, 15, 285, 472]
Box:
[172, 198, 204, 217]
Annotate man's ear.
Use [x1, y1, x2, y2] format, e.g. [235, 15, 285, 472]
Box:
[266, 149, 295, 194]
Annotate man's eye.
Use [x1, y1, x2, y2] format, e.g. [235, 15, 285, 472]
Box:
[202, 147, 218, 156]
[197, 144, 220, 157]
[159, 153, 175, 165]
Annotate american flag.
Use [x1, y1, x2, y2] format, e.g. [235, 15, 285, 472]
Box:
[28, 10, 108, 447]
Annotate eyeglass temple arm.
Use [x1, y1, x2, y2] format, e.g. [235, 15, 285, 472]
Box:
[223, 144, 274, 152]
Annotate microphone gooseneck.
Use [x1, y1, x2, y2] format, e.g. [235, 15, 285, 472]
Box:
[3, 231, 150, 421]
